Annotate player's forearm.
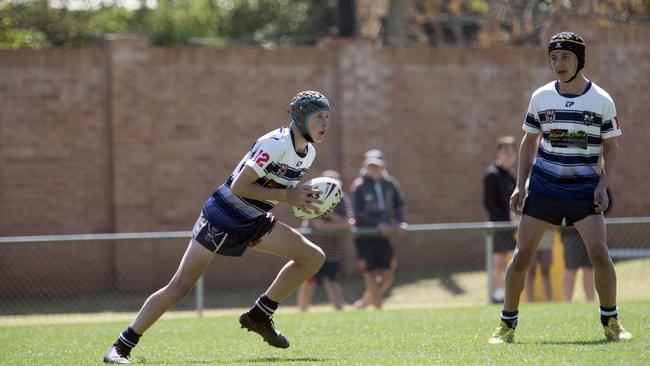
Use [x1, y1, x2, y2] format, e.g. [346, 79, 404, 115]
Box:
[598, 139, 619, 188]
[231, 182, 288, 202]
[516, 135, 538, 189]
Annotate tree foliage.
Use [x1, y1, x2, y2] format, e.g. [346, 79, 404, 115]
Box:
[0, 0, 337, 48]
[0, 0, 647, 49]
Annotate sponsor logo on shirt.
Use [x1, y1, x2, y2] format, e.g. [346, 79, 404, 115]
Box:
[549, 129, 588, 149]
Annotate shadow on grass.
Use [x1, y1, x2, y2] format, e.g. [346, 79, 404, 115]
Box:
[236, 356, 332, 363]
[437, 273, 465, 295]
[527, 339, 610, 345]
[137, 356, 332, 364]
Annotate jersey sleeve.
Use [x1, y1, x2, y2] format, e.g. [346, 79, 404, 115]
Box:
[244, 137, 286, 177]
[600, 98, 622, 139]
[522, 95, 541, 134]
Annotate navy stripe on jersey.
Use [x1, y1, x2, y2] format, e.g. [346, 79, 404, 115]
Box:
[530, 167, 598, 200]
[213, 189, 258, 219]
[265, 162, 306, 180]
[240, 196, 275, 212]
[525, 113, 539, 129]
[532, 165, 599, 185]
[537, 146, 600, 165]
[601, 120, 616, 134]
[255, 176, 290, 190]
[220, 176, 278, 214]
[203, 199, 251, 231]
[537, 110, 603, 126]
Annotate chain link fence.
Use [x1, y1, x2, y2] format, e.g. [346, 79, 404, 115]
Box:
[2, 218, 650, 322]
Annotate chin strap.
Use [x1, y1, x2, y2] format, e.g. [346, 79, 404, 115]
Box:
[566, 70, 579, 83]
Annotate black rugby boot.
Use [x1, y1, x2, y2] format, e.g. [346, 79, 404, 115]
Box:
[239, 312, 290, 348]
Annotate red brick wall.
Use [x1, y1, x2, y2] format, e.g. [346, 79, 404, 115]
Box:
[1, 23, 648, 295]
[0, 47, 113, 235]
[2, 26, 648, 237]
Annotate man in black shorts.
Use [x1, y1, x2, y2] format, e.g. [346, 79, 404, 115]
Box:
[350, 149, 407, 309]
[483, 136, 518, 303]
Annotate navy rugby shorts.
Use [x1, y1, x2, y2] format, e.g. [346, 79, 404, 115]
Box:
[522, 190, 600, 226]
[192, 211, 276, 257]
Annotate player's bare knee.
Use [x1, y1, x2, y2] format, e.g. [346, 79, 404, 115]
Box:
[511, 253, 533, 272]
[298, 245, 324, 273]
[308, 246, 326, 272]
[589, 247, 612, 268]
[165, 280, 195, 303]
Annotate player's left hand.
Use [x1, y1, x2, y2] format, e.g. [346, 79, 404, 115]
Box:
[594, 186, 609, 213]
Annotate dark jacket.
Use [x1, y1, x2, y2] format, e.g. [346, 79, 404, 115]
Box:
[483, 164, 516, 222]
[351, 174, 407, 228]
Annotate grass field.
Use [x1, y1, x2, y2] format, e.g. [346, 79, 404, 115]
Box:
[1, 299, 648, 365]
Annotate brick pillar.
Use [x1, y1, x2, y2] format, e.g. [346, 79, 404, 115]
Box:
[104, 35, 153, 232]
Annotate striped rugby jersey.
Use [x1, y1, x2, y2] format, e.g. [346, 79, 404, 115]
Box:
[523, 81, 621, 200]
[203, 126, 314, 230]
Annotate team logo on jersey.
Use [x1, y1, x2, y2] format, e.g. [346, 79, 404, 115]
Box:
[565, 101, 574, 107]
[276, 164, 288, 176]
[583, 111, 595, 126]
[545, 109, 556, 122]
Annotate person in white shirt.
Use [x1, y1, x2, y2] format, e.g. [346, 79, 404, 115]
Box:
[104, 91, 332, 363]
[489, 31, 631, 344]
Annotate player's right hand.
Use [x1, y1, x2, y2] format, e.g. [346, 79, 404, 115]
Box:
[509, 186, 524, 215]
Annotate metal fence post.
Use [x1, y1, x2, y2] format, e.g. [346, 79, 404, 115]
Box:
[485, 230, 494, 305]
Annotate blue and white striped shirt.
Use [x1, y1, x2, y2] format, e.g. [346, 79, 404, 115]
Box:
[203, 127, 314, 230]
[523, 81, 622, 200]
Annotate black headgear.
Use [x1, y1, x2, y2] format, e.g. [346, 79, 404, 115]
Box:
[548, 31, 586, 83]
[288, 90, 330, 143]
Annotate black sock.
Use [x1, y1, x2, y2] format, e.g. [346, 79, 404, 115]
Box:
[600, 305, 618, 327]
[115, 327, 141, 350]
[501, 310, 519, 329]
[249, 294, 279, 321]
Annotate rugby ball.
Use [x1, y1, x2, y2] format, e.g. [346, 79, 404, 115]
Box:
[291, 177, 342, 220]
